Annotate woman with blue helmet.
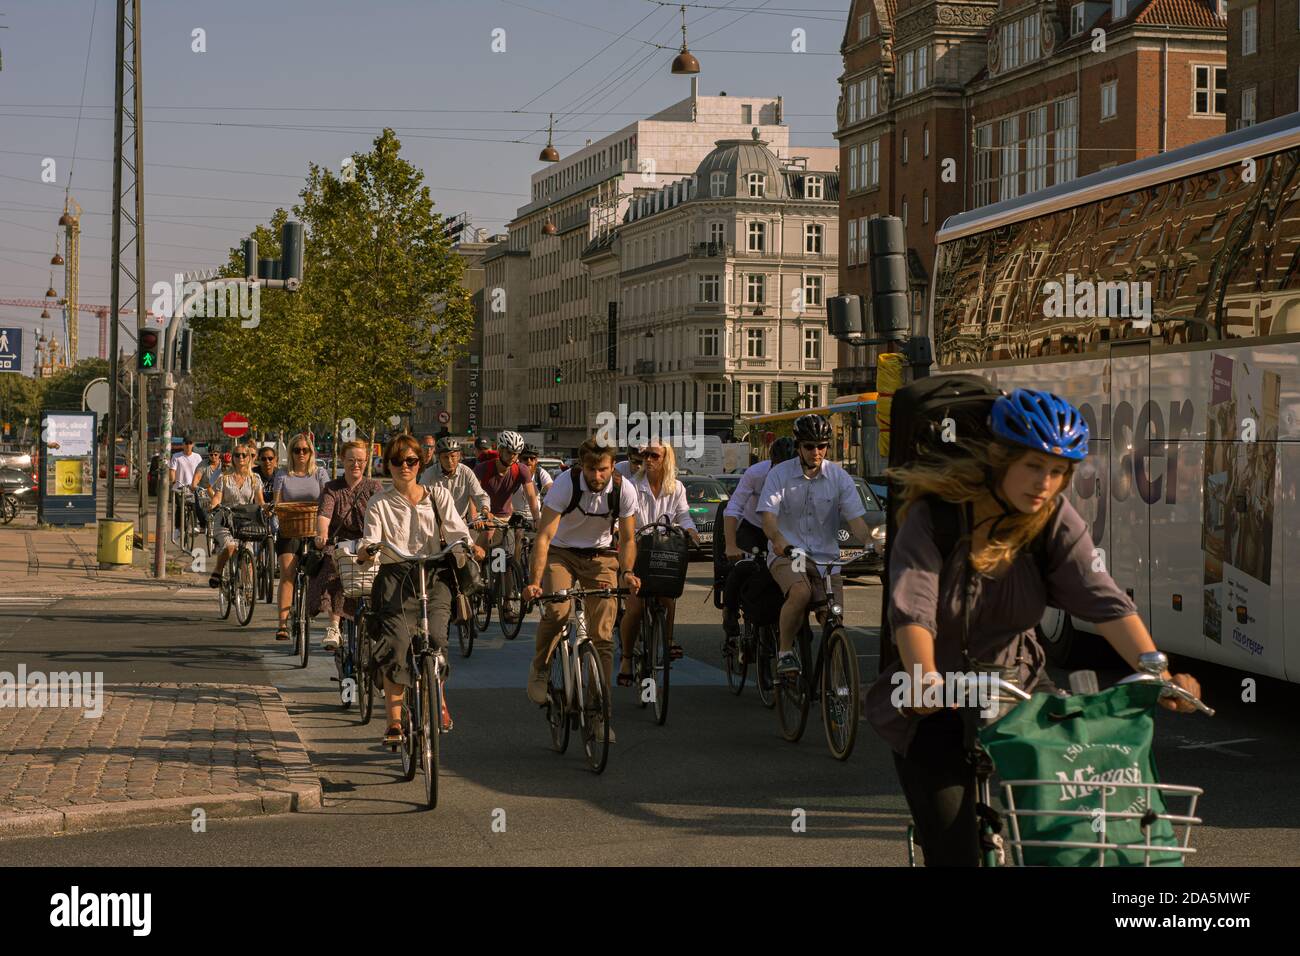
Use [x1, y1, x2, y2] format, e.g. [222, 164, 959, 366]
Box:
[866, 387, 1202, 866]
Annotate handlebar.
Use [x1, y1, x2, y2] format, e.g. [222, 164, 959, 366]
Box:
[358, 538, 470, 567]
[534, 587, 630, 604]
[1117, 651, 1215, 715]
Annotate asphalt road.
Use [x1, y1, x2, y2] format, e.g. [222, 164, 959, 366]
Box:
[3, 562, 1298, 865]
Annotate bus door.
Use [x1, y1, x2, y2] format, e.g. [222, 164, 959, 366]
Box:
[1107, 341, 1152, 631]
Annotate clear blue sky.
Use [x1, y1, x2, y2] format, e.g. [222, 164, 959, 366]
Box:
[0, 0, 845, 370]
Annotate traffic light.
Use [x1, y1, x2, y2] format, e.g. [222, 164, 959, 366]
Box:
[866, 216, 909, 341]
[554, 366, 563, 384]
[466, 426, 473, 435]
[176, 328, 192, 373]
[138, 329, 161, 373]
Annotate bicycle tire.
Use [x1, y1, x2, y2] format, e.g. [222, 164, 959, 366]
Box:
[724, 622, 749, 696]
[419, 654, 439, 809]
[498, 560, 525, 641]
[579, 642, 610, 774]
[650, 606, 670, 726]
[339, 619, 356, 711]
[295, 576, 310, 669]
[473, 576, 493, 632]
[774, 638, 810, 743]
[755, 624, 776, 709]
[357, 611, 374, 725]
[457, 616, 474, 659]
[218, 563, 233, 620]
[400, 683, 417, 781]
[821, 627, 861, 761]
[547, 646, 569, 754]
[262, 540, 275, 604]
[234, 548, 257, 627]
[0, 494, 17, 524]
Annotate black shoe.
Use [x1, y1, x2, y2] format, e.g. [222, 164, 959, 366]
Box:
[776, 651, 801, 677]
[722, 608, 740, 637]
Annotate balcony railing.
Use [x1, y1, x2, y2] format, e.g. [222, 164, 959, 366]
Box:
[689, 241, 732, 258]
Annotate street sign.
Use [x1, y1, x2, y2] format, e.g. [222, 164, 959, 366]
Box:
[0, 326, 21, 372]
[222, 412, 250, 437]
[437, 410, 451, 425]
[82, 378, 110, 423]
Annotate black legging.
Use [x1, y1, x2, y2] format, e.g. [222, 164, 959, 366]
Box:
[892, 710, 980, 867]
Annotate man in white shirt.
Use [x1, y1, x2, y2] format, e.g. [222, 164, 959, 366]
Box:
[758, 415, 872, 678]
[169, 437, 204, 533]
[419, 436, 489, 523]
[612, 444, 645, 479]
[522, 438, 640, 741]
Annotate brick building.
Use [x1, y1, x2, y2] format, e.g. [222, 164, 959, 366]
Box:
[1226, 0, 1300, 128]
[834, 0, 1227, 395]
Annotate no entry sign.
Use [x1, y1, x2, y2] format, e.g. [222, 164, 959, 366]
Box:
[222, 412, 250, 438]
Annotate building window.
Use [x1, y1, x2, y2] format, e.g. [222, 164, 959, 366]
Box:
[847, 82, 859, 124]
[746, 328, 765, 357]
[709, 221, 725, 245]
[803, 275, 823, 307]
[1112, 0, 1128, 19]
[707, 383, 726, 413]
[848, 145, 859, 191]
[902, 131, 909, 165]
[867, 139, 879, 187]
[859, 13, 870, 39]
[1241, 87, 1256, 128]
[805, 223, 823, 253]
[923, 190, 930, 224]
[699, 326, 720, 355]
[868, 74, 878, 115]
[804, 328, 821, 362]
[804, 176, 823, 200]
[710, 171, 727, 197]
[741, 104, 753, 124]
[1242, 5, 1256, 56]
[744, 383, 765, 414]
[745, 274, 766, 304]
[698, 274, 720, 303]
[1100, 80, 1118, 120]
[1023, 13, 1039, 64]
[901, 51, 914, 95]
[847, 218, 858, 266]
[917, 46, 929, 89]
[1000, 116, 1020, 200]
[1026, 105, 1048, 193]
[747, 221, 766, 252]
[1217, 0, 1227, 16]
[1054, 96, 1078, 184]
[1003, 19, 1021, 71]
[923, 125, 930, 157]
[974, 123, 994, 207]
[747, 173, 767, 197]
[1071, 2, 1085, 34]
[1193, 65, 1227, 115]
[804, 383, 822, 407]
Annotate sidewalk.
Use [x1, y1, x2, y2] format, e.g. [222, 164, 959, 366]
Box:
[0, 682, 320, 839]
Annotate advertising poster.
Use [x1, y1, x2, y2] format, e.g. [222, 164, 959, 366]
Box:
[38, 411, 97, 525]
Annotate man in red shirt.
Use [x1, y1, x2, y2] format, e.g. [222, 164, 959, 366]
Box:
[474, 431, 540, 621]
[471, 436, 498, 470]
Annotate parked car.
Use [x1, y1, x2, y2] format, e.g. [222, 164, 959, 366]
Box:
[537, 457, 565, 477]
[0, 465, 36, 510]
[710, 473, 742, 496]
[678, 475, 728, 557]
[99, 454, 130, 480]
[838, 477, 887, 576]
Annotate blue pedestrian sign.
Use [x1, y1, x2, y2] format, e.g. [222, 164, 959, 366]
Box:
[0, 326, 21, 372]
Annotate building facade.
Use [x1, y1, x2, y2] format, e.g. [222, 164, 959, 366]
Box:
[834, 0, 1227, 395]
[1226, 0, 1300, 129]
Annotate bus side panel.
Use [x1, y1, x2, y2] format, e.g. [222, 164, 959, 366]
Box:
[1284, 443, 1299, 683]
[1108, 352, 1153, 635]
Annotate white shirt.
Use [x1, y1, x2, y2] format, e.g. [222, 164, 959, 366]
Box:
[757, 457, 865, 568]
[419, 460, 490, 519]
[512, 466, 552, 514]
[724, 459, 772, 529]
[543, 467, 639, 550]
[361, 484, 472, 566]
[169, 451, 203, 487]
[632, 472, 696, 532]
[613, 460, 639, 479]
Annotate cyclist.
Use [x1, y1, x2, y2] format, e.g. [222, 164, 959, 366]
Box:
[863, 389, 1202, 866]
[191, 449, 224, 533]
[255, 444, 282, 490]
[613, 444, 646, 479]
[720, 436, 797, 639]
[169, 437, 203, 534]
[272, 433, 330, 643]
[470, 435, 497, 470]
[618, 439, 700, 685]
[419, 434, 437, 472]
[205, 442, 267, 588]
[418, 436, 489, 525]
[474, 430, 541, 619]
[757, 414, 872, 678]
[221, 451, 233, 473]
[522, 437, 641, 742]
[356, 435, 477, 743]
[313, 440, 385, 652]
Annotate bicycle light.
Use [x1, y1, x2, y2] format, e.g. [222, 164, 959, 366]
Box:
[830, 604, 843, 617]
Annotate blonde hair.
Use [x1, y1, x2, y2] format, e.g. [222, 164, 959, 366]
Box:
[889, 440, 1076, 574]
[644, 440, 678, 496]
[234, 441, 257, 477]
[288, 432, 317, 475]
[340, 439, 369, 461]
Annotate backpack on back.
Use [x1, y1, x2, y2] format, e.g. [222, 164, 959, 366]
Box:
[559, 464, 623, 535]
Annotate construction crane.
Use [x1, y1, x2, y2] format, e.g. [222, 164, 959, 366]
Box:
[0, 297, 156, 363]
[58, 195, 82, 362]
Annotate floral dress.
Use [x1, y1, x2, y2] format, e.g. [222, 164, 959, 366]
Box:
[308, 476, 383, 620]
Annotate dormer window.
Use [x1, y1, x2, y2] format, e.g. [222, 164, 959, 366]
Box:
[1112, 0, 1128, 20]
[710, 171, 728, 197]
[747, 173, 767, 197]
[1070, 2, 1085, 34]
[859, 13, 870, 40]
[804, 176, 824, 200]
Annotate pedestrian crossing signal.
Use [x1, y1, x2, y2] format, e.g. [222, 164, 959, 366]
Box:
[138, 329, 161, 373]
[554, 366, 562, 384]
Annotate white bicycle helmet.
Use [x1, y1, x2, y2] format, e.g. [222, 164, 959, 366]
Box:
[496, 430, 525, 454]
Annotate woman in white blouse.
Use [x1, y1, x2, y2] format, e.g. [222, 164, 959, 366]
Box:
[357, 435, 484, 744]
[618, 440, 701, 685]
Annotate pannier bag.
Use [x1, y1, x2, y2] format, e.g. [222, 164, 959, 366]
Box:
[633, 517, 690, 599]
[228, 505, 269, 542]
[979, 682, 1184, 867]
[739, 558, 784, 625]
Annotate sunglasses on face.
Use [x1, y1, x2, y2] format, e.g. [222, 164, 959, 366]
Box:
[232, 453, 249, 459]
[292, 447, 311, 454]
[389, 456, 421, 468]
[801, 443, 829, 451]
[643, 451, 663, 460]
[259, 455, 274, 461]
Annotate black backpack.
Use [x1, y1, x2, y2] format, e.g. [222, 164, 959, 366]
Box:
[559, 464, 623, 535]
[877, 374, 1050, 673]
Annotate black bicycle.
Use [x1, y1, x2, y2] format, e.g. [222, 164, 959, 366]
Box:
[335, 540, 377, 716]
[471, 513, 530, 646]
[771, 551, 861, 761]
[212, 505, 264, 627]
[720, 549, 778, 707]
[287, 536, 317, 669]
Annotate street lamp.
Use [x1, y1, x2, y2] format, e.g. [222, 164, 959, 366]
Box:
[670, 5, 700, 75]
[539, 113, 560, 163]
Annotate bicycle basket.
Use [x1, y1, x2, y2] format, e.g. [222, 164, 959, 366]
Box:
[979, 683, 1196, 866]
[229, 508, 270, 542]
[274, 501, 318, 538]
[337, 552, 377, 599]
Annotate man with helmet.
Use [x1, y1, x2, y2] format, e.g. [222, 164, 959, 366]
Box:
[474, 431, 542, 615]
[718, 435, 797, 639]
[758, 414, 873, 677]
[470, 435, 497, 470]
[419, 435, 490, 524]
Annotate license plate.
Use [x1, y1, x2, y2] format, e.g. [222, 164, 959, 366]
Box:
[697, 532, 713, 544]
[839, 548, 866, 563]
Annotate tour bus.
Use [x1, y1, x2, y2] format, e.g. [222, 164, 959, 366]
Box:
[928, 111, 1300, 684]
[742, 391, 883, 477]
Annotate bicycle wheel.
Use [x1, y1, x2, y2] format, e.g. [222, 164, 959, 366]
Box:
[633, 630, 649, 711]
[295, 578, 310, 669]
[473, 573, 493, 632]
[339, 619, 357, 711]
[498, 561, 525, 641]
[0, 494, 17, 524]
[821, 628, 861, 761]
[218, 563, 233, 620]
[755, 624, 776, 709]
[234, 548, 257, 627]
[357, 612, 374, 725]
[262, 541, 275, 604]
[547, 646, 569, 754]
[399, 683, 417, 781]
[774, 640, 811, 743]
[419, 654, 439, 809]
[457, 616, 474, 659]
[724, 622, 749, 696]
[578, 642, 610, 774]
[649, 606, 671, 726]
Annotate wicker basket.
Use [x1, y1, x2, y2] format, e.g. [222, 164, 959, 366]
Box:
[275, 502, 318, 539]
[338, 553, 378, 599]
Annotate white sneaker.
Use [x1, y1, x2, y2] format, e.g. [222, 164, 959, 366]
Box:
[591, 718, 616, 744]
[322, 624, 342, 651]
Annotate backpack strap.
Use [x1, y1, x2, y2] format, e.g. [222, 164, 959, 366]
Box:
[561, 464, 624, 534]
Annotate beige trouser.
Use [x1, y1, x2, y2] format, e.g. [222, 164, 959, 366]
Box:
[532, 547, 620, 689]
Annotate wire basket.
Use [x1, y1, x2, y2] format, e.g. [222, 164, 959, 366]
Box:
[337, 553, 377, 599]
[275, 502, 318, 539]
[229, 510, 270, 542]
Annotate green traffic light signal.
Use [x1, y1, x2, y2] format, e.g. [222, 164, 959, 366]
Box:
[554, 366, 562, 384]
[138, 329, 161, 373]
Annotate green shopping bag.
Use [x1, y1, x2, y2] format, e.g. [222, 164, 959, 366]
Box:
[979, 683, 1184, 866]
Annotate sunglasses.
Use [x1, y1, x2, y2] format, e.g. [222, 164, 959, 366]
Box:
[259, 455, 275, 461]
[801, 442, 829, 451]
[389, 456, 421, 468]
[643, 451, 663, 460]
[292, 447, 311, 454]
[232, 453, 250, 459]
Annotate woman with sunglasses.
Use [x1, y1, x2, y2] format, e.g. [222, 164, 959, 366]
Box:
[357, 435, 482, 742]
[206, 442, 268, 588]
[272, 434, 330, 643]
[618, 440, 700, 685]
[191, 449, 224, 533]
[311, 440, 384, 651]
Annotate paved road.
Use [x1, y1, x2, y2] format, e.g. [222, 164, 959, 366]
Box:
[2, 560, 1297, 864]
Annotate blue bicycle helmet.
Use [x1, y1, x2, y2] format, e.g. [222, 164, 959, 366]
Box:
[990, 388, 1089, 461]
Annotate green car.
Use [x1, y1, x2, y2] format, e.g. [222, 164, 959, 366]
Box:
[679, 476, 728, 557]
